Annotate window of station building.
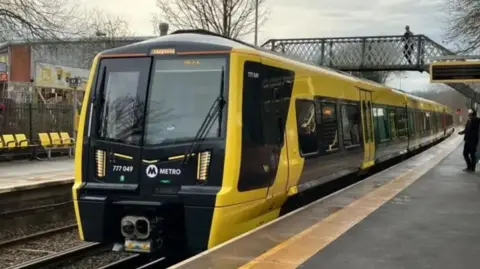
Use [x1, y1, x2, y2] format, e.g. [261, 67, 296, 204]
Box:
[395, 108, 407, 137]
[316, 101, 339, 154]
[341, 104, 361, 148]
[373, 107, 390, 142]
[296, 99, 318, 155]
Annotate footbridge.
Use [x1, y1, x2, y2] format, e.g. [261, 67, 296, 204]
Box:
[261, 35, 479, 102]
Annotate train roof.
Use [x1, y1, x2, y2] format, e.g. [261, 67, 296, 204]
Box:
[100, 29, 451, 113]
[101, 29, 380, 85]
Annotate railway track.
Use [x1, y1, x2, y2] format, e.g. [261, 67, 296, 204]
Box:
[0, 200, 76, 245]
[0, 224, 84, 268]
[0, 224, 77, 248]
[6, 243, 107, 269]
[1, 201, 73, 220]
[98, 255, 167, 269]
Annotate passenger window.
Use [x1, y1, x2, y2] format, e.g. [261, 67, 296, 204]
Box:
[341, 104, 361, 147]
[388, 108, 397, 138]
[425, 112, 429, 131]
[317, 101, 339, 153]
[395, 108, 407, 138]
[408, 110, 415, 136]
[296, 99, 318, 155]
[373, 107, 390, 142]
[416, 111, 423, 134]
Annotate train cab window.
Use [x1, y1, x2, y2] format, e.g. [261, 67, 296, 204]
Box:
[316, 101, 339, 154]
[296, 99, 318, 155]
[373, 107, 390, 142]
[95, 57, 151, 145]
[341, 104, 361, 148]
[395, 108, 407, 138]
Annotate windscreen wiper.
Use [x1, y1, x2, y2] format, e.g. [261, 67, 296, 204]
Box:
[182, 67, 225, 165]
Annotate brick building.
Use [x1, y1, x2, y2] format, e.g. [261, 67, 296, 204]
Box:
[0, 36, 153, 102]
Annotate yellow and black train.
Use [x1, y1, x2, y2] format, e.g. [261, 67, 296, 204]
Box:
[72, 30, 454, 257]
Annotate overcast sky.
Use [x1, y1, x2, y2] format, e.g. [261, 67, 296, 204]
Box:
[81, 0, 450, 93]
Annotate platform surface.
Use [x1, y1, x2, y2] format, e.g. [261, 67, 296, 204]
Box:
[169, 134, 467, 269]
[298, 138, 479, 269]
[0, 158, 74, 193]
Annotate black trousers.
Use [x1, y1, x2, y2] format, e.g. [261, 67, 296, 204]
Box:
[463, 142, 478, 171]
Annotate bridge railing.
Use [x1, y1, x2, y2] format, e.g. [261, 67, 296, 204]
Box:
[261, 35, 455, 72]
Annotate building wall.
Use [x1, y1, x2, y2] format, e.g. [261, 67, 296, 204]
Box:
[29, 38, 149, 80]
[2, 37, 152, 83]
[10, 45, 31, 82]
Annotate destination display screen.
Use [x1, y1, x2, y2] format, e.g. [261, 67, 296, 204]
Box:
[431, 63, 480, 81]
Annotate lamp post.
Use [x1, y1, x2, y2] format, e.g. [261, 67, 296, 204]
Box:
[254, 0, 258, 46]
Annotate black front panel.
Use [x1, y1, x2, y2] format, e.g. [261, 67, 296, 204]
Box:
[87, 57, 152, 187]
[78, 197, 108, 242]
[238, 61, 294, 192]
[79, 53, 229, 205]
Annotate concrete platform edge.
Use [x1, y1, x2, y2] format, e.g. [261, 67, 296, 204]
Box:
[0, 178, 74, 194]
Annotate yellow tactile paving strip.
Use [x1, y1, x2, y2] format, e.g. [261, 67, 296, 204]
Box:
[168, 135, 462, 269]
[238, 136, 462, 269]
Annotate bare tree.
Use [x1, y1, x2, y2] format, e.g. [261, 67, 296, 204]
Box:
[0, 0, 85, 41]
[31, 9, 137, 70]
[153, 0, 269, 38]
[443, 0, 480, 53]
[84, 9, 133, 41]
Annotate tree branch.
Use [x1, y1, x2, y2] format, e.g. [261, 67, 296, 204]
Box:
[153, 0, 269, 39]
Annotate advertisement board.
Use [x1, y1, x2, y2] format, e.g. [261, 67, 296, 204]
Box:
[34, 62, 89, 90]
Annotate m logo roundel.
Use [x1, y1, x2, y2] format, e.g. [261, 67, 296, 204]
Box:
[146, 164, 158, 178]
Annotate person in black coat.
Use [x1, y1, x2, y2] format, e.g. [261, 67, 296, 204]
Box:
[459, 109, 480, 172]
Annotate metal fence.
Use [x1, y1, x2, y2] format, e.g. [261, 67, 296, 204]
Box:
[0, 98, 73, 141]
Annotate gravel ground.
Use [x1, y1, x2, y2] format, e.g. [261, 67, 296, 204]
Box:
[0, 228, 86, 268]
[50, 249, 134, 269]
[0, 219, 77, 243]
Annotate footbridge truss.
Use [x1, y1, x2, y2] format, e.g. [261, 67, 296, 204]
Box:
[261, 35, 479, 102]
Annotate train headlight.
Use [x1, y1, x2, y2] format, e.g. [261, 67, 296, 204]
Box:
[95, 149, 106, 178]
[121, 219, 135, 238]
[197, 151, 211, 182]
[134, 218, 150, 239]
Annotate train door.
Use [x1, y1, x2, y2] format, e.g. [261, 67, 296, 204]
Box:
[360, 89, 375, 168]
[260, 58, 293, 202]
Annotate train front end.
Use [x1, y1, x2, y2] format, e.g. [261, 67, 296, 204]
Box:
[72, 35, 231, 257]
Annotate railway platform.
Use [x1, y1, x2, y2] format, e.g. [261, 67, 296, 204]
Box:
[169, 134, 475, 269]
[0, 158, 73, 194]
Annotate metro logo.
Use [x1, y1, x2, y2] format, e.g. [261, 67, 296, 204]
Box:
[145, 165, 181, 178]
[158, 168, 181, 175]
[145, 165, 158, 178]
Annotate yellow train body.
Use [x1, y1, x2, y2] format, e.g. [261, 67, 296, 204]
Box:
[72, 30, 454, 256]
